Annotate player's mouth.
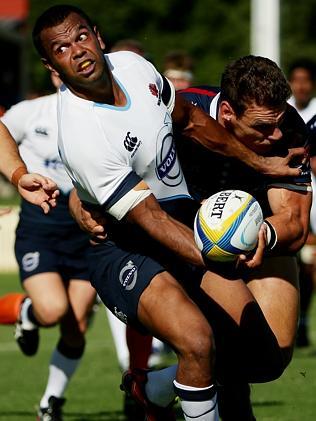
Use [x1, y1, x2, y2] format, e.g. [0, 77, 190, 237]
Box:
[78, 59, 95, 75]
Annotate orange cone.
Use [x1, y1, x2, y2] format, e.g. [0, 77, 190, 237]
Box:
[0, 293, 26, 324]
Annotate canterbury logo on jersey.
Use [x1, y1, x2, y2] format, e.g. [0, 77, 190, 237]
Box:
[35, 127, 49, 136]
[124, 132, 142, 157]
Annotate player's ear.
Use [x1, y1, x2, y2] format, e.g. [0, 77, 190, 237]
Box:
[220, 101, 235, 124]
[94, 26, 106, 50]
[42, 58, 61, 79]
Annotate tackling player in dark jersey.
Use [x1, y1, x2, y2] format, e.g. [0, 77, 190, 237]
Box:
[174, 56, 311, 420]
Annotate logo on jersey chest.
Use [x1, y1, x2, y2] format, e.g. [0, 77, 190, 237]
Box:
[149, 83, 161, 106]
[124, 131, 142, 157]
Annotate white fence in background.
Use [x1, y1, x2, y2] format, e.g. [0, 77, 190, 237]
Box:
[0, 207, 19, 272]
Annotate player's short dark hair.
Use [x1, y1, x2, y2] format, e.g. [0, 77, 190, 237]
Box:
[288, 58, 316, 83]
[220, 55, 291, 117]
[32, 4, 94, 59]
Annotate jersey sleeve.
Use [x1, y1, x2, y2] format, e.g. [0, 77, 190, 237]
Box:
[1, 100, 30, 143]
[141, 57, 175, 113]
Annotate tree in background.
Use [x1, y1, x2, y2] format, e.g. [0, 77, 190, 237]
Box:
[21, 0, 316, 97]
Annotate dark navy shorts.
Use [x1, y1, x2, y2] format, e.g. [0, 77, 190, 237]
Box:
[88, 237, 205, 332]
[88, 240, 165, 331]
[15, 222, 91, 283]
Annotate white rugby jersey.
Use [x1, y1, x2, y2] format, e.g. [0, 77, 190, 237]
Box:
[57, 51, 191, 219]
[1, 94, 72, 194]
[288, 96, 316, 123]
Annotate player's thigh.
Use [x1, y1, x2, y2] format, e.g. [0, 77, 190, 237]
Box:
[23, 272, 68, 321]
[138, 271, 213, 355]
[246, 256, 299, 349]
[199, 269, 256, 325]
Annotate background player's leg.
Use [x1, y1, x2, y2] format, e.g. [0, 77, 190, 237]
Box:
[106, 309, 130, 371]
[39, 279, 95, 411]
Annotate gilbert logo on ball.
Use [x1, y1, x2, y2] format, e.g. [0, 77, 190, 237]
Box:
[194, 190, 263, 262]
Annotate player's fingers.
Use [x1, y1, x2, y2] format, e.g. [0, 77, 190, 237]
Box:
[286, 147, 305, 160]
[48, 198, 58, 208]
[92, 225, 105, 234]
[40, 201, 50, 214]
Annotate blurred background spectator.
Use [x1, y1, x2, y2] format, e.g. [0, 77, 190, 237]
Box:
[288, 58, 316, 347]
[163, 50, 194, 90]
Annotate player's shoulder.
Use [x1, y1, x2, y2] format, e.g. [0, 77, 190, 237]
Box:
[2, 94, 57, 124]
[307, 114, 316, 132]
[179, 86, 220, 97]
[178, 85, 220, 115]
[106, 51, 149, 70]
[280, 104, 309, 147]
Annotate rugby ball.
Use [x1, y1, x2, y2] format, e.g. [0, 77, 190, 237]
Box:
[194, 190, 263, 262]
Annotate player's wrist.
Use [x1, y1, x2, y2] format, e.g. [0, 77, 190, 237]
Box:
[11, 165, 28, 187]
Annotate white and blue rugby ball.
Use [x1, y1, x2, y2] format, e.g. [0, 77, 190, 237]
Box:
[194, 190, 263, 262]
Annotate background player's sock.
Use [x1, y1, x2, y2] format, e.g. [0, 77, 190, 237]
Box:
[126, 324, 152, 369]
[40, 339, 84, 408]
[145, 365, 177, 406]
[106, 309, 130, 371]
[20, 297, 38, 330]
[174, 380, 219, 421]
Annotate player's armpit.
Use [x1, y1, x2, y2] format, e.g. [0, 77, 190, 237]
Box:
[266, 186, 312, 253]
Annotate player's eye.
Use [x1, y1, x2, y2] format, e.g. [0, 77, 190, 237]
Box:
[78, 33, 88, 41]
[55, 45, 68, 55]
[254, 124, 274, 133]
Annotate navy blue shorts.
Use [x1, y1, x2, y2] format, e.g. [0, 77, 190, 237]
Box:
[88, 237, 205, 331]
[15, 222, 91, 283]
[88, 240, 165, 331]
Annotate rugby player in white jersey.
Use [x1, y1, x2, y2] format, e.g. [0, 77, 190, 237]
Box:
[32, 5, 309, 421]
[0, 74, 96, 421]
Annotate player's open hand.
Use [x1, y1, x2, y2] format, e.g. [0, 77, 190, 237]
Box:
[69, 189, 107, 242]
[81, 203, 107, 243]
[261, 147, 306, 178]
[18, 173, 59, 214]
[237, 223, 267, 269]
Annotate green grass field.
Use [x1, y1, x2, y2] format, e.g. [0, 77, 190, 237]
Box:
[1, 272, 316, 420]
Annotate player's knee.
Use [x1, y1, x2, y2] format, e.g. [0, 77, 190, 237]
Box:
[37, 301, 68, 326]
[179, 321, 213, 364]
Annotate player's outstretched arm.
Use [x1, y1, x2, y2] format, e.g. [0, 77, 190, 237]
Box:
[126, 191, 204, 267]
[172, 94, 304, 178]
[0, 121, 27, 182]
